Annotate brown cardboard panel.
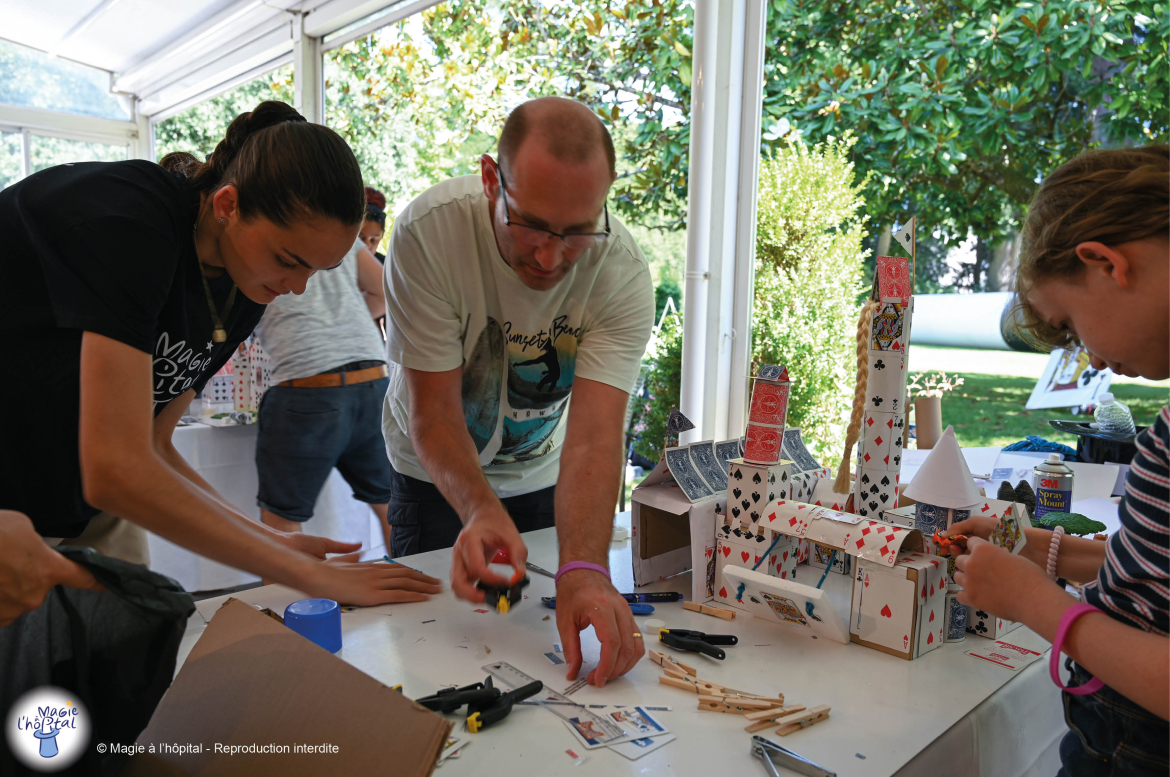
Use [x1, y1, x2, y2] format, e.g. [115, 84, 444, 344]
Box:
[121, 599, 451, 777]
[638, 503, 692, 559]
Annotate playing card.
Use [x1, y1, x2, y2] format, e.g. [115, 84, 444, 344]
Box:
[437, 734, 469, 764]
[876, 255, 912, 305]
[749, 380, 791, 426]
[865, 352, 905, 415]
[850, 562, 915, 654]
[946, 589, 967, 642]
[870, 300, 906, 353]
[781, 427, 821, 473]
[966, 606, 1021, 639]
[990, 503, 1030, 554]
[608, 733, 677, 761]
[898, 552, 947, 657]
[757, 364, 788, 382]
[808, 542, 851, 575]
[765, 536, 799, 581]
[854, 470, 899, 519]
[722, 564, 851, 643]
[743, 423, 783, 465]
[860, 411, 895, 469]
[687, 440, 728, 492]
[714, 439, 741, 476]
[563, 716, 613, 749]
[665, 446, 713, 503]
[666, 406, 695, 435]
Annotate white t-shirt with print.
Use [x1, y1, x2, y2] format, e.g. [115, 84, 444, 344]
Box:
[382, 174, 654, 497]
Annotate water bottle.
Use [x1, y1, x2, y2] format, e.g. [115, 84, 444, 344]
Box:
[1094, 392, 1136, 436]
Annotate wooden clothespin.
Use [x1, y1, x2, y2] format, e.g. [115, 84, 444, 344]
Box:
[648, 649, 696, 677]
[743, 704, 806, 733]
[659, 674, 724, 695]
[683, 601, 737, 620]
[774, 704, 830, 736]
[697, 695, 775, 714]
[719, 690, 784, 706]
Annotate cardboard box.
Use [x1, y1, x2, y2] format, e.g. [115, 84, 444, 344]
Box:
[849, 551, 948, 661]
[631, 459, 724, 602]
[123, 599, 451, 777]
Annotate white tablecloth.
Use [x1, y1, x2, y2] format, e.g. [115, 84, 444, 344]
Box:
[183, 512, 1068, 777]
[147, 423, 385, 592]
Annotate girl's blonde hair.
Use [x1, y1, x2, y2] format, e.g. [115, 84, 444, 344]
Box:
[1013, 145, 1169, 349]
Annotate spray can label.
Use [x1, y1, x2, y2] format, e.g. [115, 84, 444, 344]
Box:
[1033, 467, 1074, 519]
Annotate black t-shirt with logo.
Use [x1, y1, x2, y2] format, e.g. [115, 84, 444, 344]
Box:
[0, 160, 265, 537]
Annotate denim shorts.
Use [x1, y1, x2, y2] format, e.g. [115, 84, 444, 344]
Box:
[1058, 658, 1169, 777]
[255, 378, 393, 521]
[387, 465, 555, 558]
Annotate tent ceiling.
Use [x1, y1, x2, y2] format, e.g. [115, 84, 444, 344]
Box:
[0, 0, 412, 116]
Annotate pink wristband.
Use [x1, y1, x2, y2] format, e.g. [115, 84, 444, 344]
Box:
[1050, 603, 1105, 695]
[555, 561, 610, 584]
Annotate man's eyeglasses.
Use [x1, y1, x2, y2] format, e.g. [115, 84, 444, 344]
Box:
[498, 169, 610, 250]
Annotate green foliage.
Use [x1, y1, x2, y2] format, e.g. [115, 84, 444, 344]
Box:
[1033, 512, 1107, 536]
[752, 139, 869, 467]
[323, 0, 692, 228]
[154, 68, 295, 160]
[763, 0, 1169, 245]
[633, 311, 684, 463]
[654, 278, 682, 326]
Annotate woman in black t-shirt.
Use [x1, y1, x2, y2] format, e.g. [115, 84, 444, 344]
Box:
[0, 102, 440, 608]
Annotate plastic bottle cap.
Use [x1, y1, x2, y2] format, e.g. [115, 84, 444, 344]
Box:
[1099, 392, 1114, 403]
[1047, 453, 1062, 463]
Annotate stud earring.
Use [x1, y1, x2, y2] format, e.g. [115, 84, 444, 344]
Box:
[217, 217, 227, 224]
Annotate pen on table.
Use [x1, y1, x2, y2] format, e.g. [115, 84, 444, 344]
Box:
[382, 555, 424, 573]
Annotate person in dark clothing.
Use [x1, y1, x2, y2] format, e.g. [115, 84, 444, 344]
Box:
[0, 101, 439, 607]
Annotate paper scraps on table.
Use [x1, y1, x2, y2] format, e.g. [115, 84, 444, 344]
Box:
[545, 651, 565, 665]
[542, 615, 551, 621]
[422, 619, 436, 624]
[473, 609, 489, 614]
[965, 640, 1043, 670]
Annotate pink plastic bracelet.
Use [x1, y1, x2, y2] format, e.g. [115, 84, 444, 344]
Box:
[1046, 525, 1065, 580]
[1050, 603, 1105, 695]
[555, 561, 611, 585]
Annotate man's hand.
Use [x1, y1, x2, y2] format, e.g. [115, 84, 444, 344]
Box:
[557, 569, 644, 688]
[450, 508, 528, 602]
[275, 530, 363, 560]
[0, 510, 103, 626]
[953, 536, 1051, 622]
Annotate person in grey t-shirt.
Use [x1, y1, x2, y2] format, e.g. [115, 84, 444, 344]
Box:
[253, 236, 396, 553]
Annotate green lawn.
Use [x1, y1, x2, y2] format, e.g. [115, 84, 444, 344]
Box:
[935, 374, 1167, 449]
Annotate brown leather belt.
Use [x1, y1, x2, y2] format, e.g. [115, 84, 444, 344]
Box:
[279, 365, 388, 388]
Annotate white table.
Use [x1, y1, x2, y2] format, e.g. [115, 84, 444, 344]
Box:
[147, 423, 385, 592]
[183, 513, 1068, 777]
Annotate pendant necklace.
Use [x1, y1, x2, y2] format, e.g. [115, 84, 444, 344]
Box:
[193, 218, 238, 343]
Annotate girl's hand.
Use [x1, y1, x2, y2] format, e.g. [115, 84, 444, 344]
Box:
[953, 537, 1051, 622]
[946, 516, 999, 545]
[307, 561, 443, 606]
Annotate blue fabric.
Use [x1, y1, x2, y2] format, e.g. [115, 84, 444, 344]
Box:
[1057, 659, 1169, 776]
[1003, 435, 1079, 458]
[255, 378, 394, 521]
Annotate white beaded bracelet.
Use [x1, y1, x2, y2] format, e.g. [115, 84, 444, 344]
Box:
[1046, 525, 1065, 580]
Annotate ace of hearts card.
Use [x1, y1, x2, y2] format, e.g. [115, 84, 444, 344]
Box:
[850, 561, 916, 658]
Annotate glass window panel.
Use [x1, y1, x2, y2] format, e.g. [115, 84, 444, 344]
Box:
[154, 67, 294, 161]
[29, 135, 128, 173]
[0, 131, 23, 190]
[0, 39, 132, 121]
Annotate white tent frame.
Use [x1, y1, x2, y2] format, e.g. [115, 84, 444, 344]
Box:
[2, 0, 762, 439]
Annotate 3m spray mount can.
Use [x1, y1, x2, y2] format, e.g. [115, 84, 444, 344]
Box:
[1033, 453, 1074, 519]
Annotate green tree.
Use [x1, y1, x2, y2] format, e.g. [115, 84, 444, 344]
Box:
[762, 0, 1168, 246]
[632, 310, 684, 463]
[154, 68, 295, 160]
[752, 138, 869, 468]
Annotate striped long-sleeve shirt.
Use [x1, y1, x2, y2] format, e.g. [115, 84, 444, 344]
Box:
[1084, 404, 1170, 635]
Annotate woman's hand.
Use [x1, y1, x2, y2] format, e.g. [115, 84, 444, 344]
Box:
[305, 560, 443, 606]
[953, 537, 1052, 622]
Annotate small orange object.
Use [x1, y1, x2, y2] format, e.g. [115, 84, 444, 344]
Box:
[933, 529, 968, 553]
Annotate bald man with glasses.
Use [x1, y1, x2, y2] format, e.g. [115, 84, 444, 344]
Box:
[381, 97, 655, 688]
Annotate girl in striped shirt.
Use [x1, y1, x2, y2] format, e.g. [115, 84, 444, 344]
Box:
[948, 145, 1168, 776]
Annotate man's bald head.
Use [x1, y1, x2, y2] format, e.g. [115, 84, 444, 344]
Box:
[498, 97, 616, 180]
